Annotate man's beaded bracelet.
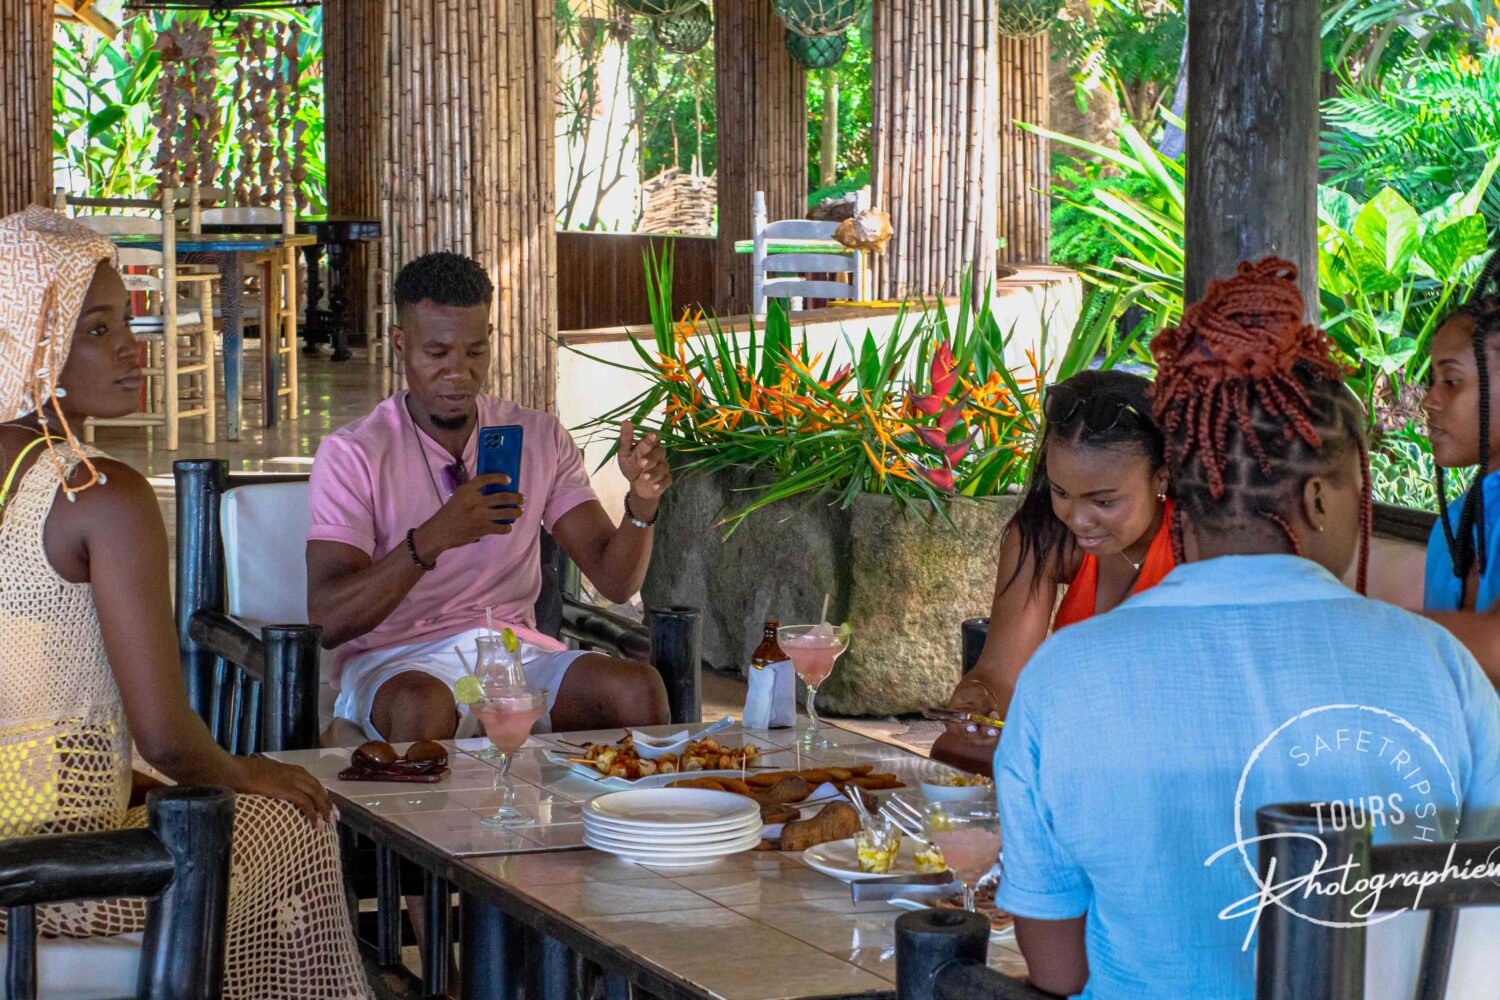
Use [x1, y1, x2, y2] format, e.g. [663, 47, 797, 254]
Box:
[406, 528, 436, 571]
[624, 491, 658, 529]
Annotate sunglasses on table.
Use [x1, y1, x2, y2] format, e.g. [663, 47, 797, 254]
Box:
[1042, 383, 1149, 434]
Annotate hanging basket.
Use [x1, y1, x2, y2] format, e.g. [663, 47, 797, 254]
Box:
[785, 29, 847, 70]
[617, 0, 696, 18]
[995, 0, 1063, 38]
[772, 0, 866, 39]
[653, 2, 713, 54]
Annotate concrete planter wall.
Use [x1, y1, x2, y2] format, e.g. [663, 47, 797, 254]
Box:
[643, 467, 1020, 716]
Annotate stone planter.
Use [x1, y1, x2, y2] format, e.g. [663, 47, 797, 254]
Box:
[642, 467, 1019, 716]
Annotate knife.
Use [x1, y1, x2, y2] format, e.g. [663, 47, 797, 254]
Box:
[849, 871, 960, 902]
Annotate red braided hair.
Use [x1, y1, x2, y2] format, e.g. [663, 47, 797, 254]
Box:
[1151, 257, 1372, 593]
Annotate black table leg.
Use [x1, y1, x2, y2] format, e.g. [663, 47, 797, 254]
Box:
[303, 244, 326, 354]
[539, 934, 573, 998]
[459, 895, 529, 1000]
[375, 845, 401, 968]
[327, 240, 353, 361]
[423, 871, 453, 998]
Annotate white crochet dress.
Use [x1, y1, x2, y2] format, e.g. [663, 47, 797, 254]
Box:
[0, 446, 371, 999]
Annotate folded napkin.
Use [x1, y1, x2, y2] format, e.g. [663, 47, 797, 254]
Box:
[744, 657, 797, 729]
[761, 782, 847, 840]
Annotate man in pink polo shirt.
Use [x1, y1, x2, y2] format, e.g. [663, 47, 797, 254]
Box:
[306, 251, 671, 742]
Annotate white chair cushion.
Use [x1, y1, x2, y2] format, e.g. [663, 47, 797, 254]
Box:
[130, 309, 202, 330]
[222, 481, 311, 625]
[0, 932, 142, 999]
[201, 206, 282, 225]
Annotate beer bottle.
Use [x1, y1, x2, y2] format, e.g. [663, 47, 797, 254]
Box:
[751, 621, 785, 672]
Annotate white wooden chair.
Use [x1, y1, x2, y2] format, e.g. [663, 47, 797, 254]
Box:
[198, 191, 301, 420]
[751, 188, 866, 320]
[56, 188, 217, 450]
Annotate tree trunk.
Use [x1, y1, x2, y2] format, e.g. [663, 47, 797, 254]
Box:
[1, 0, 53, 215]
[1047, 0, 1121, 156]
[713, 0, 808, 314]
[1184, 0, 1319, 312]
[820, 70, 840, 189]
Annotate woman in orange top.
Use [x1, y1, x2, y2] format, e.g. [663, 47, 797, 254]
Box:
[932, 370, 1175, 774]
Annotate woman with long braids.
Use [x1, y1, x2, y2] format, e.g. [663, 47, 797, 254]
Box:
[932, 370, 1174, 775]
[1419, 254, 1500, 680]
[993, 258, 1500, 999]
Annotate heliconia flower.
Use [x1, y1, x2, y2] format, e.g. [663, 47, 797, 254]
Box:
[935, 394, 968, 432]
[916, 463, 956, 493]
[930, 342, 959, 399]
[908, 392, 944, 415]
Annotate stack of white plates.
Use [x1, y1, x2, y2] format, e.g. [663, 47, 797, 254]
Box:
[582, 788, 763, 866]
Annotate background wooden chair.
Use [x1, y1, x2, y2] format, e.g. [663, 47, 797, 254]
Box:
[0, 786, 235, 1000]
[56, 188, 218, 450]
[751, 188, 866, 321]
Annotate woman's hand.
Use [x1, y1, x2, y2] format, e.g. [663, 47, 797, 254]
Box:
[944, 675, 1002, 746]
[229, 757, 336, 825]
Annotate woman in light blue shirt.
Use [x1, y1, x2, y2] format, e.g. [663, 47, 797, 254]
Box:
[995, 258, 1500, 999]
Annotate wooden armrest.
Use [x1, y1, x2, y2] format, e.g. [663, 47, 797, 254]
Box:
[0, 830, 173, 908]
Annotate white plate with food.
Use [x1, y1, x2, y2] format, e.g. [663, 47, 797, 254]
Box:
[801, 836, 948, 883]
[585, 787, 762, 828]
[546, 734, 764, 788]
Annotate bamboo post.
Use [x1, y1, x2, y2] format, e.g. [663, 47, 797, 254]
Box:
[282, 185, 299, 413]
[162, 187, 181, 452]
[1, 0, 53, 215]
[713, 0, 808, 315]
[870, 0, 1003, 298]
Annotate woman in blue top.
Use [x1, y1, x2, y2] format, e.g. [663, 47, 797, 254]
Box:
[1420, 255, 1500, 676]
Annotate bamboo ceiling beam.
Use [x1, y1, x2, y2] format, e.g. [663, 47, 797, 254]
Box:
[54, 0, 120, 40]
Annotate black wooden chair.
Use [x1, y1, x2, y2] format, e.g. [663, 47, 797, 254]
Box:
[171, 457, 704, 997]
[0, 786, 234, 1000]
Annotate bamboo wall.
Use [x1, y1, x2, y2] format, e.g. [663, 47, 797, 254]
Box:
[382, 0, 558, 410]
[324, 0, 387, 340]
[870, 0, 1001, 299]
[996, 34, 1049, 263]
[1, 0, 53, 217]
[713, 0, 807, 315]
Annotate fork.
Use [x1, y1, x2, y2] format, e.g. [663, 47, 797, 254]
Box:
[879, 797, 934, 849]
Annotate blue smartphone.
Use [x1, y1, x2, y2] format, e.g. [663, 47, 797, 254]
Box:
[476, 424, 523, 524]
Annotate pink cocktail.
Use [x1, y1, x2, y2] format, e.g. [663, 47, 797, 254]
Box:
[924, 801, 1001, 912]
[778, 624, 850, 749]
[474, 686, 547, 827]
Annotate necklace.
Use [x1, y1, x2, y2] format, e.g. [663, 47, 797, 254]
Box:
[405, 397, 449, 511]
[1120, 550, 1143, 572]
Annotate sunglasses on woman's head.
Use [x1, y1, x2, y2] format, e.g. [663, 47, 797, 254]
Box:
[1043, 383, 1148, 434]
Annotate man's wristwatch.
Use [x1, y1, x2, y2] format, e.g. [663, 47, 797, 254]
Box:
[624, 491, 659, 529]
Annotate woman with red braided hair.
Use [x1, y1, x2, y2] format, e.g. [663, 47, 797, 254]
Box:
[992, 258, 1500, 999]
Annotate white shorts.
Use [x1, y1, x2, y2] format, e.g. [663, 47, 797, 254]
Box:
[333, 626, 589, 741]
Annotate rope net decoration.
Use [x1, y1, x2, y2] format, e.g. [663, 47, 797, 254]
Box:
[785, 29, 847, 69]
[618, 0, 697, 17]
[996, 0, 1064, 38]
[773, 0, 866, 39]
[653, 2, 713, 54]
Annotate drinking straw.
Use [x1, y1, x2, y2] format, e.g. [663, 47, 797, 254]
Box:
[796, 741, 802, 771]
[454, 646, 474, 673]
[486, 606, 495, 636]
[819, 593, 830, 625]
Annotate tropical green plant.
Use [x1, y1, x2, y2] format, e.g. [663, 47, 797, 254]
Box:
[1322, 0, 1495, 82]
[53, 10, 327, 209]
[571, 250, 1104, 532]
[1054, 0, 1184, 131]
[1323, 45, 1500, 227]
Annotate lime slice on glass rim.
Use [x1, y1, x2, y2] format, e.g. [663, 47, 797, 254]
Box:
[454, 674, 484, 705]
[837, 621, 852, 644]
[500, 627, 520, 655]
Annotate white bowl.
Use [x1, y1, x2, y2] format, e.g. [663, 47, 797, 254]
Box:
[919, 778, 994, 803]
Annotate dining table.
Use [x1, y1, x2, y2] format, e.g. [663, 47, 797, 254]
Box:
[200, 215, 381, 363]
[108, 231, 317, 441]
[267, 721, 1026, 1000]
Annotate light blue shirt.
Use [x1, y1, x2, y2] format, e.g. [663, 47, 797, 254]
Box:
[1424, 468, 1500, 612]
[994, 555, 1500, 1000]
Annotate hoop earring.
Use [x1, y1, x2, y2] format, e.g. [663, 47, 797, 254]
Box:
[1156, 493, 1167, 502]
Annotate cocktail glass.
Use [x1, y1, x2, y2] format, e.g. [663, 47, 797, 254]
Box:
[470, 634, 525, 761]
[923, 800, 1001, 913]
[472, 685, 548, 827]
[778, 623, 849, 750]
